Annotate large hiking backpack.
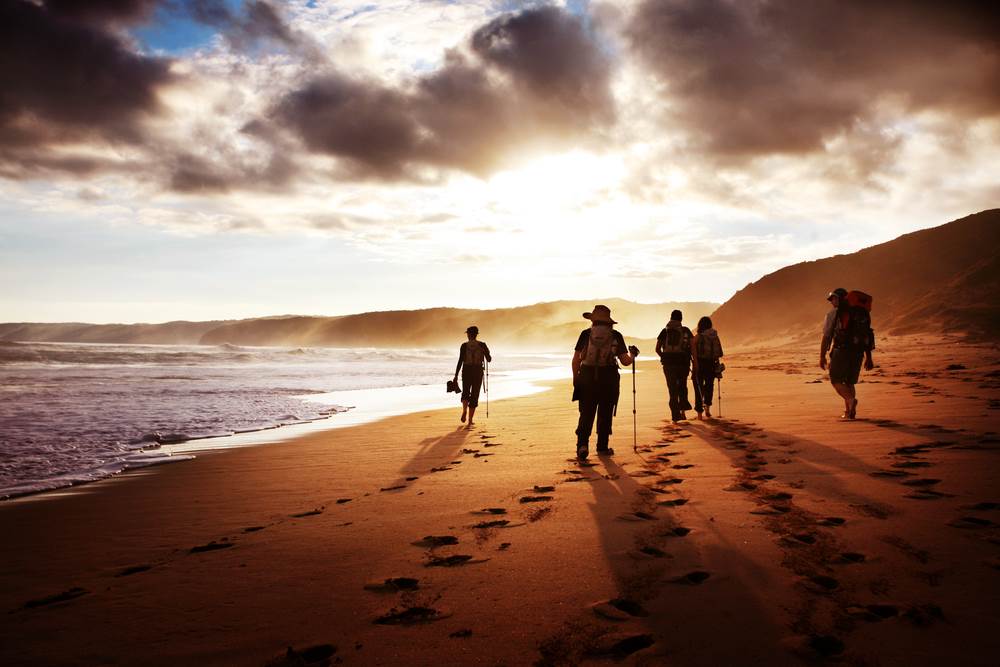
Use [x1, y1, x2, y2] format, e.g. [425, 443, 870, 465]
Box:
[696, 332, 722, 360]
[464, 340, 486, 366]
[660, 324, 691, 360]
[582, 325, 619, 367]
[834, 290, 875, 351]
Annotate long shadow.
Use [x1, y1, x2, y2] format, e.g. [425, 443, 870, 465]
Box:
[686, 419, 903, 515]
[578, 447, 795, 665]
[383, 426, 472, 487]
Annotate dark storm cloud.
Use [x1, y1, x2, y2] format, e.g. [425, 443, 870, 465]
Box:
[0, 0, 304, 184]
[629, 0, 1000, 159]
[272, 5, 614, 179]
[43, 0, 160, 24]
[0, 1, 172, 153]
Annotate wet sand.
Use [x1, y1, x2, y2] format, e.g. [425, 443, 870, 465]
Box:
[1, 335, 999, 666]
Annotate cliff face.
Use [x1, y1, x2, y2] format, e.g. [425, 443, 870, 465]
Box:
[0, 300, 718, 350]
[711, 210, 1000, 345]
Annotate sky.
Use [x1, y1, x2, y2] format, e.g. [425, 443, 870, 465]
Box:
[1, 0, 997, 324]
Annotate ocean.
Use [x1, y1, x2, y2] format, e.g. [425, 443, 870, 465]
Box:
[0, 341, 566, 499]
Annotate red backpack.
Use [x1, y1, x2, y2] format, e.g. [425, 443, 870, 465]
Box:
[835, 290, 875, 351]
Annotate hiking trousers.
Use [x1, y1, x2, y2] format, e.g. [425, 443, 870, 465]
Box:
[693, 361, 716, 413]
[575, 367, 619, 450]
[662, 365, 692, 420]
[461, 366, 484, 407]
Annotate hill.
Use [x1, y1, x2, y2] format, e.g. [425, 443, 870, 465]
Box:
[711, 209, 1000, 345]
[0, 300, 717, 350]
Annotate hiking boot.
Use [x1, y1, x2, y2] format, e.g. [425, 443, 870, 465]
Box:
[696, 411, 703, 420]
[597, 448, 615, 457]
[705, 406, 712, 418]
[576, 445, 589, 460]
[849, 399, 858, 419]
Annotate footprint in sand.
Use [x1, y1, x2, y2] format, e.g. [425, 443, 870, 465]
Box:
[763, 492, 793, 501]
[380, 485, 407, 492]
[965, 501, 1000, 510]
[373, 606, 452, 624]
[290, 508, 324, 517]
[658, 498, 689, 507]
[804, 574, 839, 593]
[243, 526, 265, 533]
[902, 478, 942, 487]
[665, 526, 691, 537]
[23, 587, 89, 609]
[412, 535, 459, 548]
[533, 485, 555, 493]
[846, 604, 899, 622]
[363, 577, 420, 593]
[835, 552, 867, 564]
[264, 643, 337, 666]
[520, 495, 553, 503]
[672, 464, 695, 470]
[426, 554, 488, 567]
[335, 498, 352, 504]
[473, 519, 510, 529]
[905, 489, 954, 500]
[430, 466, 453, 472]
[818, 517, 846, 527]
[637, 546, 669, 558]
[591, 598, 649, 620]
[619, 511, 657, 522]
[474, 507, 507, 515]
[672, 571, 711, 585]
[871, 469, 913, 478]
[892, 461, 932, 468]
[115, 564, 153, 577]
[189, 540, 233, 554]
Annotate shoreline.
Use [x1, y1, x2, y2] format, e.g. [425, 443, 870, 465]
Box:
[2, 337, 999, 665]
[2, 364, 569, 503]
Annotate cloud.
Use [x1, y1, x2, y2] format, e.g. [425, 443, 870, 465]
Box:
[628, 0, 1000, 160]
[270, 5, 614, 180]
[0, 1, 172, 153]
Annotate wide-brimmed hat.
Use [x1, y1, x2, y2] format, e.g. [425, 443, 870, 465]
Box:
[583, 304, 617, 324]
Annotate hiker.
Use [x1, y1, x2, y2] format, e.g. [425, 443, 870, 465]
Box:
[572, 305, 639, 459]
[454, 326, 492, 426]
[820, 288, 875, 419]
[656, 310, 694, 422]
[692, 316, 724, 419]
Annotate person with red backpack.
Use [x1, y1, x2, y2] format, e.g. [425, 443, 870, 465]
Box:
[454, 325, 492, 427]
[572, 305, 639, 459]
[656, 310, 694, 422]
[820, 288, 875, 419]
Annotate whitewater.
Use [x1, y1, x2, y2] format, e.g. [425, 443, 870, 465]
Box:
[0, 341, 565, 499]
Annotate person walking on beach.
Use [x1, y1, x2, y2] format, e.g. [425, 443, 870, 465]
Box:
[692, 316, 724, 419]
[656, 310, 694, 422]
[820, 288, 875, 419]
[572, 305, 639, 459]
[454, 326, 492, 426]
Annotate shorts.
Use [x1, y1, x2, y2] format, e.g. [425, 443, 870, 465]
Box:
[829, 348, 863, 385]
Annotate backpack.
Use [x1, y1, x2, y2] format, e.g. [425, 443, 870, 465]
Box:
[660, 324, 691, 359]
[834, 290, 875, 351]
[464, 341, 486, 366]
[696, 331, 722, 360]
[582, 325, 619, 367]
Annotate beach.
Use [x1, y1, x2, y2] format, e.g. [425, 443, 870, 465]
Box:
[2, 335, 999, 666]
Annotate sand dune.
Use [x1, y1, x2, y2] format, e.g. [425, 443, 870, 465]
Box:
[712, 209, 1000, 346]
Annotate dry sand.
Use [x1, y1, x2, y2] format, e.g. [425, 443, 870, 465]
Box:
[1, 335, 999, 666]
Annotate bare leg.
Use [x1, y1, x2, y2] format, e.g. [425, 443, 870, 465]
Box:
[832, 383, 856, 418]
[461, 400, 468, 422]
[467, 405, 477, 427]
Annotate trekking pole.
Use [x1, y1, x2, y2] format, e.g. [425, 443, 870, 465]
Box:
[718, 377, 723, 418]
[485, 359, 489, 419]
[632, 357, 637, 453]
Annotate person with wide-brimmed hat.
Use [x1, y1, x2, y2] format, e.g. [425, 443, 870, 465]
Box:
[572, 305, 639, 459]
[454, 325, 492, 427]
